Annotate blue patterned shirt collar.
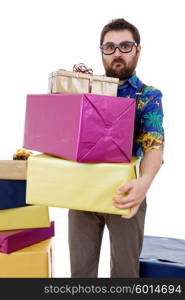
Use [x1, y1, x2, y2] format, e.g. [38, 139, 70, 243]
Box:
[118, 72, 140, 90]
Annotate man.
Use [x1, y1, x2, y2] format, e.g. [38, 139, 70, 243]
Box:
[68, 18, 164, 278]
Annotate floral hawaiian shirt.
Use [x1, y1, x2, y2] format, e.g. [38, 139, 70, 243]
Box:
[117, 73, 164, 157]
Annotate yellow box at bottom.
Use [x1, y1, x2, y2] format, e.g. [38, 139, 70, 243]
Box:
[26, 154, 140, 215]
[0, 238, 54, 278]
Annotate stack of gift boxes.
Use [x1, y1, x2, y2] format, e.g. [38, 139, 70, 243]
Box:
[0, 159, 55, 278]
[23, 67, 139, 216]
[2, 66, 185, 278]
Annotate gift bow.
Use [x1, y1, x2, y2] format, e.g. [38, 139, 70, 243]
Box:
[73, 63, 93, 74]
[73, 63, 93, 93]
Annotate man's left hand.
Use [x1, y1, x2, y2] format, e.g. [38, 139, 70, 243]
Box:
[112, 176, 151, 219]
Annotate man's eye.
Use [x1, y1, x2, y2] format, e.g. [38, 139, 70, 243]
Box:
[121, 43, 131, 50]
[103, 43, 114, 50]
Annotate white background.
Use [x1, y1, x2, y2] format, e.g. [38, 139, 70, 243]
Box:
[0, 0, 184, 277]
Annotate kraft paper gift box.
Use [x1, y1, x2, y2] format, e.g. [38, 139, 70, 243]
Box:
[0, 205, 50, 230]
[0, 221, 55, 254]
[26, 154, 139, 216]
[0, 238, 54, 278]
[0, 160, 27, 180]
[0, 179, 27, 210]
[139, 236, 185, 278]
[23, 94, 136, 163]
[48, 69, 119, 96]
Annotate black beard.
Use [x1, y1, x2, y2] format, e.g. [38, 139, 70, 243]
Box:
[104, 57, 138, 80]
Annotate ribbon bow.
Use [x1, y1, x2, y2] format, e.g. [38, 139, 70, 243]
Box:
[73, 63, 93, 74]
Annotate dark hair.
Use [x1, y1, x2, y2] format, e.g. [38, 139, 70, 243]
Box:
[100, 18, 140, 46]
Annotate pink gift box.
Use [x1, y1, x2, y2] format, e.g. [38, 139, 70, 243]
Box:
[0, 221, 54, 254]
[23, 94, 136, 163]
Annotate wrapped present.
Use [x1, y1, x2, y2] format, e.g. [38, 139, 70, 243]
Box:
[0, 238, 54, 278]
[0, 160, 27, 180]
[23, 94, 136, 163]
[26, 154, 139, 215]
[140, 236, 185, 277]
[0, 205, 50, 230]
[48, 67, 119, 96]
[0, 179, 27, 210]
[0, 221, 55, 254]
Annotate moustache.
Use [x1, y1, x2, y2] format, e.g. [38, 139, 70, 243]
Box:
[111, 58, 126, 66]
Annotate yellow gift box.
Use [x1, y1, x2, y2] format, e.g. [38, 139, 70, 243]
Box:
[0, 238, 54, 278]
[26, 154, 139, 215]
[0, 205, 50, 230]
[0, 160, 27, 180]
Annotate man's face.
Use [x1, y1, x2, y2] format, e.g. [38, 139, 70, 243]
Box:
[101, 29, 141, 80]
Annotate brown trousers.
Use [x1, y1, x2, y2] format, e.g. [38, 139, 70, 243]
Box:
[68, 199, 146, 278]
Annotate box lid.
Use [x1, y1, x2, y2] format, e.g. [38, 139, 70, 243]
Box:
[49, 69, 119, 84]
[140, 235, 185, 264]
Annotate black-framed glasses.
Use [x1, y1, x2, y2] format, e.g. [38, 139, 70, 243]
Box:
[100, 41, 137, 55]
